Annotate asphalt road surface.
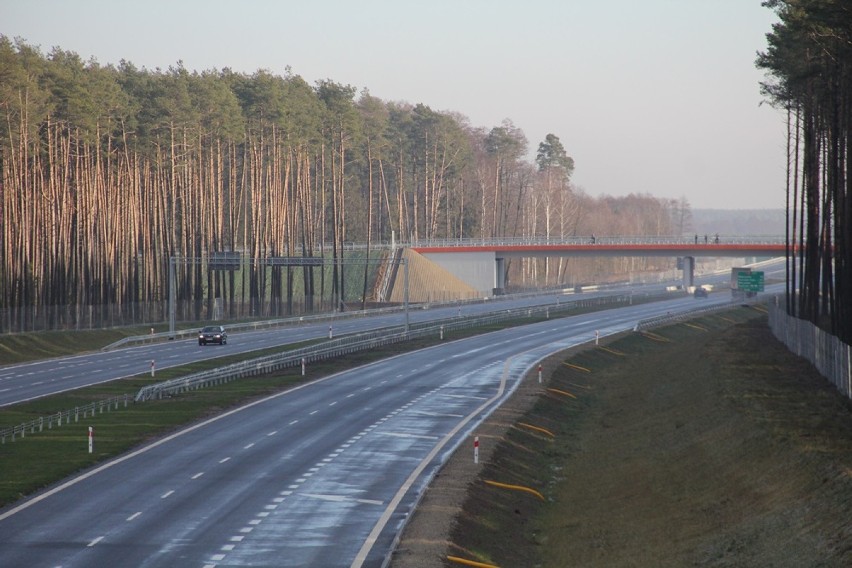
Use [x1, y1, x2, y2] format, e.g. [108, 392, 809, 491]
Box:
[0, 287, 657, 407]
[0, 287, 770, 567]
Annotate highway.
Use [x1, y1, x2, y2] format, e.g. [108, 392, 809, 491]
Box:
[0, 287, 763, 567]
[0, 287, 662, 407]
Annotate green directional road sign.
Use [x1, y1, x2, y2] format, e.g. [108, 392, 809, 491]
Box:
[737, 271, 765, 292]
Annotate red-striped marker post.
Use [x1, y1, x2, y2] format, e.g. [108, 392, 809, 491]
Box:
[88, 426, 93, 454]
[474, 436, 479, 464]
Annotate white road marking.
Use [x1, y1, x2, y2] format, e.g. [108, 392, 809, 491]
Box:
[289, 420, 299, 425]
[87, 536, 104, 547]
[161, 490, 174, 499]
[219, 457, 231, 463]
[377, 431, 440, 440]
[267, 430, 277, 436]
[192, 472, 204, 479]
[409, 410, 465, 418]
[244, 443, 255, 449]
[126, 512, 142, 521]
[302, 493, 384, 506]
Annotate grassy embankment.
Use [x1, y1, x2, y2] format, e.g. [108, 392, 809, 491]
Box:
[436, 307, 852, 567]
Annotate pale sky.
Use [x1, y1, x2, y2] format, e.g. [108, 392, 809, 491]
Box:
[2, 0, 785, 210]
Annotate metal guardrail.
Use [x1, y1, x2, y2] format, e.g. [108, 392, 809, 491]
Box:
[101, 305, 410, 351]
[1, 394, 132, 444]
[1, 288, 697, 443]
[133, 292, 663, 402]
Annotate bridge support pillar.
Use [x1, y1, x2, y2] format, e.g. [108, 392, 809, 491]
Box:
[682, 256, 695, 289]
[495, 257, 506, 295]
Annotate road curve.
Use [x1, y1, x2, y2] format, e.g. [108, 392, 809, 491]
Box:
[0, 293, 746, 567]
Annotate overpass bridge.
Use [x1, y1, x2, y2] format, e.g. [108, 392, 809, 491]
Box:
[404, 236, 787, 295]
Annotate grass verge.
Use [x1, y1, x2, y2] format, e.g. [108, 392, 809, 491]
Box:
[432, 307, 852, 567]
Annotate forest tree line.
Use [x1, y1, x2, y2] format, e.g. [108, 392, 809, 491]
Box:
[758, 0, 852, 344]
[0, 36, 686, 331]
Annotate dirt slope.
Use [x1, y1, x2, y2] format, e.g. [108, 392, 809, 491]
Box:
[390, 309, 852, 567]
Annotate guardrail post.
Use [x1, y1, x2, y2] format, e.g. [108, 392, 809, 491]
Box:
[151, 360, 155, 377]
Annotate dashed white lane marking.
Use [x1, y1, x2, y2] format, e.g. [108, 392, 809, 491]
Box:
[309, 410, 318, 415]
[267, 430, 277, 436]
[410, 410, 465, 418]
[192, 472, 204, 479]
[219, 457, 231, 463]
[377, 431, 440, 440]
[346, 393, 355, 398]
[126, 512, 142, 521]
[329, 401, 337, 406]
[289, 419, 299, 425]
[87, 536, 104, 547]
[302, 493, 384, 506]
[440, 393, 489, 400]
[243, 443, 254, 449]
[161, 490, 174, 499]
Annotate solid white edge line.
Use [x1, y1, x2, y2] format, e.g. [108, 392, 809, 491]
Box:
[0, 368, 350, 522]
[348, 352, 514, 568]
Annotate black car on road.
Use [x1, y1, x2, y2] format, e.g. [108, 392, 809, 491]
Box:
[198, 325, 227, 345]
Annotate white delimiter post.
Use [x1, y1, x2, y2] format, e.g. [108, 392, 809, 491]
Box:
[474, 436, 479, 464]
[301, 357, 306, 376]
[88, 426, 93, 454]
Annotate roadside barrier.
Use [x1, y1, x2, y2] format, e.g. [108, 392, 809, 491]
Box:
[768, 302, 852, 399]
[2, 290, 676, 443]
[1, 394, 131, 444]
[134, 293, 648, 402]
